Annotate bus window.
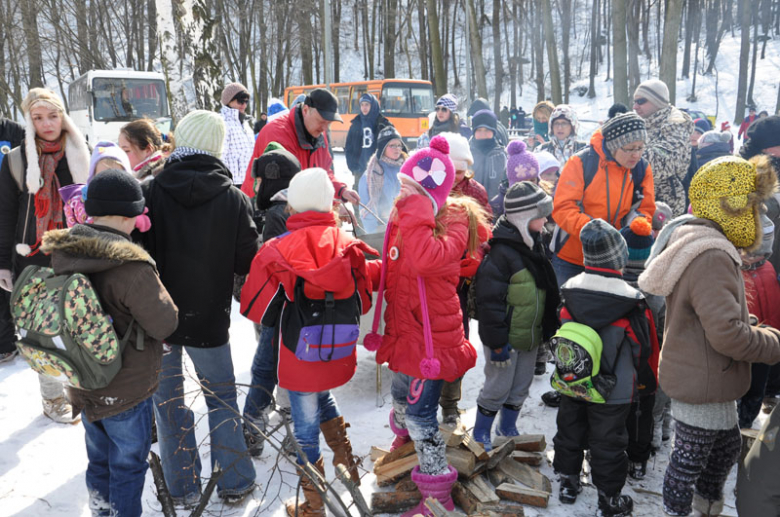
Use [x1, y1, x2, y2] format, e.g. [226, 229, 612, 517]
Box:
[68, 76, 89, 111]
[381, 84, 434, 116]
[333, 86, 350, 115]
[350, 85, 368, 113]
[92, 78, 168, 122]
[410, 87, 435, 115]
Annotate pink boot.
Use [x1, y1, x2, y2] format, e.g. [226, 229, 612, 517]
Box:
[389, 409, 412, 451]
[401, 465, 458, 516]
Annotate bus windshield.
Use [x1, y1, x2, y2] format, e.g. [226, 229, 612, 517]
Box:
[92, 78, 169, 122]
[381, 84, 434, 116]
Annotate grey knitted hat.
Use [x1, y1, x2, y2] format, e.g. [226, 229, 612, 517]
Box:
[580, 218, 628, 271]
[504, 181, 553, 249]
[602, 112, 647, 155]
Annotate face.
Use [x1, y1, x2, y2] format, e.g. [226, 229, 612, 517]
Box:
[528, 217, 547, 233]
[302, 105, 331, 138]
[118, 133, 153, 169]
[614, 140, 645, 169]
[383, 139, 403, 160]
[261, 113, 267, 121]
[633, 96, 654, 118]
[540, 169, 559, 183]
[360, 101, 371, 116]
[30, 106, 63, 142]
[435, 106, 451, 123]
[535, 114, 549, 124]
[475, 127, 494, 140]
[229, 96, 249, 113]
[552, 118, 573, 140]
[690, 131, 701, 147]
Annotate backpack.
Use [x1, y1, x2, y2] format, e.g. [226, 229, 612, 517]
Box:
[278, 275, 362, 363]
[548, 321, 623, 404]
[6, 146, 24, 191]
[10, 265, 143, 391]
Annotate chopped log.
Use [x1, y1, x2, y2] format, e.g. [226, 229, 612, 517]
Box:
[469, 510, 525, 517]
[374, 440, 417, 469]
[492, 434, 547, 452]
[461, 432, 489, 460]
[487, 468, 513, 488]
[486, 439, 516, 470]
[452, 482, 481, 514]
[370, 446, 390, 462]
[464, 476, 500, 504]
[424, 496, 458, 516]
[440, 424, 466, 447]
[495, 483, 550, 508]
[511, 451, 543, 466]
[496, 457, 552, 494]
[370, 490, 421, 513]
[446, 447, 477, 477]
[395, 476, 418, 493]
[374, 454, 419, 487]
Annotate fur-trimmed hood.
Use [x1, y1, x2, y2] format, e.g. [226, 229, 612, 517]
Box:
[638, 218, 741, 297]
[42, 224, 155, 275]
[23, 119, 90, 194]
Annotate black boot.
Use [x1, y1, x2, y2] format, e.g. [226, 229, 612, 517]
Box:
[627, 460, 646, 480]
[542, 390, 562, 408]
[597, 489, 633, 517]
[559, 474, 581, 504]
[534, 361, 547, 375]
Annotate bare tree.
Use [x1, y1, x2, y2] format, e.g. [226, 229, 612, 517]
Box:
[542, 0, 562, 104]
[492, 0, 503, 112]
[660, 0, 684, 103]
[734, 0, 751, 123]
[466, 0, 488, 98]
[587, 0, 599, 98]
[21, 0, 44, 88]
[612, 0, 628, 105]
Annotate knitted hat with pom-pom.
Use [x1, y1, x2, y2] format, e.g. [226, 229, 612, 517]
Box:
[398, 135, 456, 214]
[619, 217, 654, 268]
[506, 140, 540, 185]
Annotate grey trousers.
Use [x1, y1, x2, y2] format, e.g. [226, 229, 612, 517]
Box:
[477, 346, 537, 412]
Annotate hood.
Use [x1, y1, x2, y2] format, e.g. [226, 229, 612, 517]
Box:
[697, 141, 731, 157]
[646, 105, 691, 132]
[638, 218, 741, 297]
[467, 98, 491, 117]
[357, 94, 380, 127]
[562, 272, 644, 329]
[155, 154, 233, 207]
[42, 224, 155, 276]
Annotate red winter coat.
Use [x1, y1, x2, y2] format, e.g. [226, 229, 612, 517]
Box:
[240, 211, 379, 392]
[738, 114, 757, 140]
[240, 106, 344, 198]
[375, 195, 478, 382]
[742, 261, 780, 329]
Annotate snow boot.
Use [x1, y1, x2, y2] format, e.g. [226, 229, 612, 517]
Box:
[441, 406, 461, 427]
[389, 408, 411, 451]
[495, 404, 520, 438]
[597, 489, 634, 517]
[628, 460, 647, 480]
[42, 396, 80, 424]
[400, 465, 458, 517]
[320, 415, 362, 487]
[692, 493, 724, 516]
[559, 474, 581, 504]
[534, 361, 547, 375]
[286, 457, 326, 517]
[473, 406, 497, 452]
[542, 390, 562, 408]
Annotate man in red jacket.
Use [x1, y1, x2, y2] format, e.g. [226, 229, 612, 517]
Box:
[241, 88, 360, 203]
[738, 106, 757, 141]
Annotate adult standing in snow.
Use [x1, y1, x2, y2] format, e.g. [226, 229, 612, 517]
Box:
[470, 109, 508, 208]
[346, 93, 390, 198]
[633, 79, 694, 216]
[0, 117, 24, 365]
[143, 110, 259, 506]
[417, 94, 468, 148]
[499, 106, 510, 128]
[219, 83, 255, 187]
[537, 104, 587, 165]
[738, 106, 757, 141]
[0, 89, 90, 423]
[527, 100, 555, 149]
[240, 88, 359, 204]
[467, 97, 508, 146]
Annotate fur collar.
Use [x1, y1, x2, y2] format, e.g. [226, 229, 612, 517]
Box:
[638, 223, 740, 297]
[563, 271, 643, 300]
[41, 225, 154, 266]
[24, 113, 90, 193]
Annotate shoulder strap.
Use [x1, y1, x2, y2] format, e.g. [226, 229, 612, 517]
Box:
[578, 147, 600, 193]
[630, 159, 648, 205]
[118, 317, 145, 352]
[8, 146, 24, 192]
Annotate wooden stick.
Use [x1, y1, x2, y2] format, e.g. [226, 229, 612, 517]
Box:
[148, 451, 176, 517]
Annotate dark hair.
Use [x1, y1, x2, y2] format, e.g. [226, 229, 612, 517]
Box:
[120, 118, 173, 154]
[608, 103, 630, 119]
[429, 113, 461, 137]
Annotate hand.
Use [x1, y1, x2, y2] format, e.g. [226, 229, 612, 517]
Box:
[460, 257, 480, 278]
[490, 344, 512, 368]
[340, 188, 360, 204]
[535, 134, 545, 145]
[0, 269, 13, 292]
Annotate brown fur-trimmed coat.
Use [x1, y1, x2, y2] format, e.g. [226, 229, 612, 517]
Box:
[42, 224, 178, 422]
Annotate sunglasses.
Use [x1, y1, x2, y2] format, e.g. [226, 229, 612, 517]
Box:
[633, 98, 649, 106]
[234, 97, 250, 105]
[435, 106, 450, 112]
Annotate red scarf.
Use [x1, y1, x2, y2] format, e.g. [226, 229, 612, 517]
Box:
[30, 139, 66, 256]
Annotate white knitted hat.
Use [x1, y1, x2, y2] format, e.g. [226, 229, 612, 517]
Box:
[174, 110, 226, 158]
[439, 132, 473, 171]
[287, 168, 334, 213]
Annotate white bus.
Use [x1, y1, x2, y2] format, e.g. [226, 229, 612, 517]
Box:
[68, 70, 172, 144]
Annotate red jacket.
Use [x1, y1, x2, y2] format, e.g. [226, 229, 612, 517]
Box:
[742, 261, 780, 329]
[240, 106, 344, 198]
[375, 195, 478, 382]
[240, 211, 378, 392]
[738, 114, 757, 140]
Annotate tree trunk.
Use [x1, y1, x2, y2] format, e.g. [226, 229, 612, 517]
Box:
[466, 0, 488, 98]
[561, 0, 572, 103]
[21, 0, 44, 87]
[75, 0, 90, 73]
[417, 0, 428, 81]
[492, 0, 503, 112]
[734, 0, 751, 124]
[541, 0, 561, 104]
[299, 0, 314, 85]
[612, 0, 628, 105]
[384, 0, 397, 78]
[747, 1, 759, 106]
[587, 0, 599, 98]
[682, 0, 697, 78]
[660, 0, 685, 104]
[426, 0, 446, 96]
[333, 0, 342, 82]
[627, 0, 640, 93]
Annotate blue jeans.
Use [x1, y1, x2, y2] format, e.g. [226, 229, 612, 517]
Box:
[83, 398, 153, 517]
[391, 372, 447, 474]
[288, 390, 341, 465]
[152, 344, 255, 499]
[243, 325, 276, 423]
[552, 254, 585, 288]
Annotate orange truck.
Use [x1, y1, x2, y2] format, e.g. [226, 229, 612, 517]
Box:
[284, 79, 434, 149]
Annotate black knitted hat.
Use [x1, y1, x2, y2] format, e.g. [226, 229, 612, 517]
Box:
[84, 169, 145, 217]
[253, 147, 301, 210]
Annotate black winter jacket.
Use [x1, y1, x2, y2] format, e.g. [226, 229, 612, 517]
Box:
[345, 111, 390, 175]
[142, 154, 259, 347]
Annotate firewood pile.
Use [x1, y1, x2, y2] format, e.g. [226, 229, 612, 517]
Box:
[369, 426, 552, 516]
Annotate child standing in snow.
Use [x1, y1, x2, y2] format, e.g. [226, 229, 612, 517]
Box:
[240, 168, 377, 516]
[364, 136, 488, 515]
[472, 182, 560, 450]
[43, 169, 178, 516]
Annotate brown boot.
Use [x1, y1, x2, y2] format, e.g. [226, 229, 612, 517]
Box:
[320, 415, 362, 487]
[286, 457, 325, 517]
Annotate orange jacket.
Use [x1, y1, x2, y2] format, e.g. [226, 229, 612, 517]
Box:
[552, 130, 656, 267]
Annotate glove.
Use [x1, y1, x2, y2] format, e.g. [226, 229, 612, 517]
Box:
[0, 269, 13, 292]
[460, 257, 480, 278]
[490, 344, 512, 368]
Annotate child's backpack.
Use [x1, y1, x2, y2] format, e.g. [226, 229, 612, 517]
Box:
[548, 321, 622, 404]
[279, 275, 362, 363]
[10, 265, 142, 391]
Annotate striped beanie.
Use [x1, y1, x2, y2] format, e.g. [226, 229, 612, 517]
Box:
[634, 79, 670, 111]
[174, 110, 226, 158]
[602, 112, 647, 154]
[504, 181, 553, 249]
[580, 218, 628, 272]
[436, 94, 458, 112]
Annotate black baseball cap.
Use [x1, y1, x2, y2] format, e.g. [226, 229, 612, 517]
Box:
[304, 88, 343, 122]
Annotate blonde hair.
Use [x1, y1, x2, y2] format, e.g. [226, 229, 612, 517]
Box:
[435, 195, 490, 258]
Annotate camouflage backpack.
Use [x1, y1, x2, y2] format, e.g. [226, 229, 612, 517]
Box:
[10, 265, 143, 391]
